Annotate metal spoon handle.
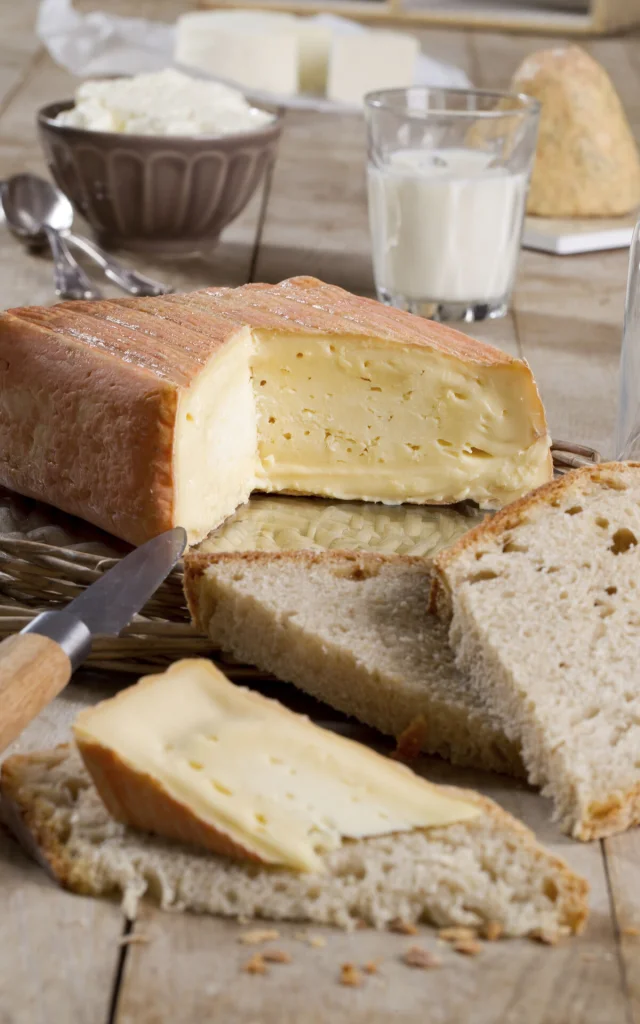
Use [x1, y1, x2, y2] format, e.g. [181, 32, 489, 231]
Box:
[43, 226, 102, 301]
[64, 231, 171, 297]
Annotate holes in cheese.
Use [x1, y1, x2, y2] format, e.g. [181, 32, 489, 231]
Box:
[73, 659, 480, 873]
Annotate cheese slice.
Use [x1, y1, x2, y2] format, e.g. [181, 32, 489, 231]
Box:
[73, 659, 479, 873]
[326, 31, 419, 107]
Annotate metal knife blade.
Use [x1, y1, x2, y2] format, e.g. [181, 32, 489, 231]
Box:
[66, 526, 186, 635]
[23, 526, 187, 669]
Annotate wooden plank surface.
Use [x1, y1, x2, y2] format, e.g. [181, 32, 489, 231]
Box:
[114, 762, 626, 1024]
[1, 4, 639, 1022]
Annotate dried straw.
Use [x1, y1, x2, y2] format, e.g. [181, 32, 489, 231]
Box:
[0, 539, 264, 677]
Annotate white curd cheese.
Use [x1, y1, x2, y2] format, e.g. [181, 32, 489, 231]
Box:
[54, 68, 275, 137]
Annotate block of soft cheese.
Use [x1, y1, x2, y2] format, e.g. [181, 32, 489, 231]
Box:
[73, 659, 480, 872]
[197, 495, 482, 557]
[175, 10, 299, 96]
[511, 46, 640, 217]
[326, 30, 419, 107]
[0, 277, 552, 545]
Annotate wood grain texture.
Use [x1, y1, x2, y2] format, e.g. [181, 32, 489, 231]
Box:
[0, 633, 71, 753]
[1, 5, 639, 1023]
[604, 830, 640, 1023]
[114, 761, 627, 1024]
[0, 673, 126, 1024]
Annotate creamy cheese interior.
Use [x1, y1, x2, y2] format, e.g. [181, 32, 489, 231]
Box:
[174, 330, 257, 542]
[74, 659, 479, 872]
[252, 332, 549, 506]
[173, 329, 551, 542]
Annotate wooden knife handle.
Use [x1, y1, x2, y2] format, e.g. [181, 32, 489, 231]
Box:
[0, 634, 72, 753]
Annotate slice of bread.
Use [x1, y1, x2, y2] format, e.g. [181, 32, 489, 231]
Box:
[0, 744, 588, 937]
[183, 551, 522, 777]
[432, 462, 640, 841]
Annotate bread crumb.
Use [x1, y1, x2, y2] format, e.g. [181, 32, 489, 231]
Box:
[363, 959, 381, 975]
[402, 945, 441, 970]
[243, 954, 268, 975]
[452, 939, 483, 956]
[392, 717, 428, 761]
[438, 926, 477, 944]
[118, 932, 151, 946]
[531, 928, 559, 946]
[389, 918, 418, 935]
[239, 929, 280, 945]
[480, 921, 503, 942]
[340, 963, 363, 987]
[294, 931, 327, 948]
[622, 926, 640, 937]
[263, 948, 292, 964]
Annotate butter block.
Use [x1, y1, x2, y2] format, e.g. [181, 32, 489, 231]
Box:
[327, 31, 419, 107]
[73, 659, 479, 872]
[175, 10, 299, 96]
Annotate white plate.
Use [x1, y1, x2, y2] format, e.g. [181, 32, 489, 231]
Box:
[522, 213, 637, 255]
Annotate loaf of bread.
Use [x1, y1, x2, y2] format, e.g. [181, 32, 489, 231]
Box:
[512, 46, 640, 217]
[184, 550, 521, 776]
[433, 462, 640, 840]
[0, 744, 587, 937]
[0, 277, 551, 545]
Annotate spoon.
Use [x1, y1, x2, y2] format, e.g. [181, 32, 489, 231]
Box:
[1, 175, 171, 299]
[2, 176, 102, 300]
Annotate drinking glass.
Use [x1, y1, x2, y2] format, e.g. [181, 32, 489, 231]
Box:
[616, 219, 640, 459]
[364, 86, 540, 323]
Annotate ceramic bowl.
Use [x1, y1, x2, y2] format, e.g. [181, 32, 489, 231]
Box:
[37, 100, 283, 254]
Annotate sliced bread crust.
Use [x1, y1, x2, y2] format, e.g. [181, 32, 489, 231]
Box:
[432, 462, 640, 840]
[0, 745, 588, 937]
[184, 550, 522, 777]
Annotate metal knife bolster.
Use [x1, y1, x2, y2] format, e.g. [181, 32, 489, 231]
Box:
[23, 611, 92, 671]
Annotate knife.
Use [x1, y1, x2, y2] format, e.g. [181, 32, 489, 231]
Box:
[0, 526, 187, 753]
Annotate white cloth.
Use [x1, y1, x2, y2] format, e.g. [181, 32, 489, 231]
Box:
[37, 0, 471, 111]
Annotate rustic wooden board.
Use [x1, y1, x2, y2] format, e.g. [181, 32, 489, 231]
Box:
[604, 830, 640, 1023]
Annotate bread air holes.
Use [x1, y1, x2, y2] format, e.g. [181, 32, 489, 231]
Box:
[565, 505, 583, 516]
[610, 528, 638, 555]
[467, 569, 499, 584]
[502, 539, 529, 554]
[596, 516, 609, 529]
[543, 878, 559, 903]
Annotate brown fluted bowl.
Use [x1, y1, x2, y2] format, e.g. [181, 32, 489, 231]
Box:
[37, 100, 283, 254]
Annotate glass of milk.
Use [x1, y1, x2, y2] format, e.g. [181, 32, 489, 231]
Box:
[365, 87, 540, 322]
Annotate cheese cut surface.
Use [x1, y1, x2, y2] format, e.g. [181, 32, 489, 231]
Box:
[73, 659, 479, 872]
[251, 330, 550, 506]
[0, 277, 552, 545]
[326, 31, 419, 107]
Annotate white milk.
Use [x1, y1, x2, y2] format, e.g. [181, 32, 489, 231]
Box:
[367, 148, 528, 304]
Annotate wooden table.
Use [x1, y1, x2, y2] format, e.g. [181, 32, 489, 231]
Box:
[1, 3, 639, 1022]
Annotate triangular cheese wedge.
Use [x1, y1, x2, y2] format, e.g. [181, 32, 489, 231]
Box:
[73, 659, 479, 873]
